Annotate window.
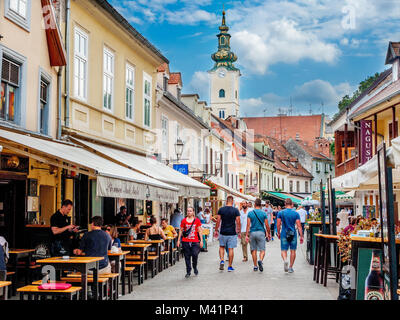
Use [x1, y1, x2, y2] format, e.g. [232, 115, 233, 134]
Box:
[1, 57, 20, 122]
[163, 76, 168, 91]
[161, 116, 168, 159]
[289, 181, 293, 193]
[74, 27, 88, 100]
[39, 77, 50, 135]
[219, 89, 225, 98]
[5, 0, 31, 31]
[103, 48, 114, 111]
[125, 64, 135, 120]
[235, 90, 238, 99]
[305, 181, 309, 193]
[219, 109, 225, 119]
[143, 73, 152, 127]
[316, 162, 320, 172]
[296, 181, 300, 193]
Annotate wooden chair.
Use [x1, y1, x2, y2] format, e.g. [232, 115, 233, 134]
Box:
[6, 271, 16, 298]
[124, 266, 135, 293]
[61, 277, 109, 300]
[0, 281, 12, 300]
[66, 273, 120, 300]
[17, 285, 81, 300]
[126, 261, 145, 285]
[147, 256, 159, 278]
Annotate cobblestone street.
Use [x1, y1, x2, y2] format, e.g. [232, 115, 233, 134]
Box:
[122, 238, 339, 300]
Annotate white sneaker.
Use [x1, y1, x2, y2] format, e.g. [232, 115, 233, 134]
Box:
[284, 260, 289, 272]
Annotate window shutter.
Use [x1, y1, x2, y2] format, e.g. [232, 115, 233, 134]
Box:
[1, 58, 19, 86]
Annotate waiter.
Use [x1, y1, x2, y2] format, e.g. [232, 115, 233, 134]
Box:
[50, 199, 78, 256]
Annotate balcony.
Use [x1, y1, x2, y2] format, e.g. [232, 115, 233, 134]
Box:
[335, 156, 357, 177]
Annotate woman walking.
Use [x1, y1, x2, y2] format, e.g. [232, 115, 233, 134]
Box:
[177, 207, 203, 278]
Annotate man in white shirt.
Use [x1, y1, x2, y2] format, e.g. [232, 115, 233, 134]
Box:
[240, 202, 249, 262]
[297, 206, 307, 236]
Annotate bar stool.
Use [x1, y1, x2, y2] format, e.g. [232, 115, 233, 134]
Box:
[313, 234, 324, 283]
[320, 234, 341, 287]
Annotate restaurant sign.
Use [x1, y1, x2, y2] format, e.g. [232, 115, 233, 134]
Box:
[97, 176, 178, 203]
[360, 120, 373, 165]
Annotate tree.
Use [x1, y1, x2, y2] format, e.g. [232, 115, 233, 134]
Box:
[337, 72, 381, 112]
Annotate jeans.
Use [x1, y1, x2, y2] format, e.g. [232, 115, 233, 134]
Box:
[270, 223, 275, 237]
[182, 242, 200, 274]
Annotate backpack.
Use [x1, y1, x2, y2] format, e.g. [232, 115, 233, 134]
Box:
[0, 236, 9, 264]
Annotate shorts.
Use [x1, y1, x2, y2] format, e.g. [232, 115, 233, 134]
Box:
[281, 236, 297, 251]
[219, 234, 237, 249]
[249, 231, 266, 251]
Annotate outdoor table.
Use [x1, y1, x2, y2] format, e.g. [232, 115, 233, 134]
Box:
[0, 281, 12, 300]
[8, 249, 36, 286]
[306, 221, 330, 265]
[108, 250, 129, 295]
[36, 256, 103, 300]
[131, 239, 164, 257]
[121, 244, 151, 280]
[349, 236, 400, 300]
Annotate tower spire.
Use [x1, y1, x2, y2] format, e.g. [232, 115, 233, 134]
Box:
[210, 9, 238, 72]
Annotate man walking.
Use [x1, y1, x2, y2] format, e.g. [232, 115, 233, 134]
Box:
[246, 198, 271, 272]
[170, 208, 184, 230]
[277, 199, 304, 273]
[214, 195, 241, 272]
[239, 202, 249, 262]
[297, 206, 307, 236]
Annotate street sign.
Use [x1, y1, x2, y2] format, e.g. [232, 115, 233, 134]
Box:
[173, 164, 189, 175]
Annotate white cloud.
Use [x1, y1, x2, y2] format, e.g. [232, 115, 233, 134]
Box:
[185, 71, 210, 101]
[232, 19, 340, 74]
[165, 9, 217, 25]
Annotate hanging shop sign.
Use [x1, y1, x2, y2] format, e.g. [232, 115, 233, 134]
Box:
[377, 142, 398, 300]
[0, 155, 29, 173]
[360, 120, 373, 165]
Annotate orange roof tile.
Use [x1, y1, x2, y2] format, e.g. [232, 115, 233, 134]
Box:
[168, 72, 182, 86]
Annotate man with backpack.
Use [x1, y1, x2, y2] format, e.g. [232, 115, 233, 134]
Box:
[246, 198, 271, 272]
[277, 198, 303, 273]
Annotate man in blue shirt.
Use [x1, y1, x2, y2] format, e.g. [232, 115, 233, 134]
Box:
[74, 216, 112, 274]
[246, 199, 271, 272]
[170, 208, 184, 229]
[277, 198, 304, 273]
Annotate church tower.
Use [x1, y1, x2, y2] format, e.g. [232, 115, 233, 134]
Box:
[209, 10, 241, 119]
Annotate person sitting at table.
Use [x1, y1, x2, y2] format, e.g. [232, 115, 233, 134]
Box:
[145, 216, 166, 251]
[73, 216, 112, 274]
[161, 218, 177, 238]
[128, 218, 142, 241]
[108, 226, 121, 249]
[115, 206, 131, 227]
[0, 237, 6, 281]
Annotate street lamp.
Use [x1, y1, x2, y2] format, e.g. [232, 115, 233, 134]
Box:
[174, 138, 184, 161]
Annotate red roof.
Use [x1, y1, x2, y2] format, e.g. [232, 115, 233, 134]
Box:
[263, 136, 313, 178]
[157, 63, 169, 73]
[168, 72, 182, 86]
[243, 115, 323, 145]
[290, 139, 332, 160]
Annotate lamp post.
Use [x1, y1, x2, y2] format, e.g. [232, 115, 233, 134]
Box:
[174, 138, 184, 162]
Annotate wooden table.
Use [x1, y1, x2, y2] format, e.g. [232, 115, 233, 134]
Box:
[8, 249, 36, 287]
[130, 240, 164, 257]
[36, 256, 103, 300]
[121, 244, 151, 279]
[17, 285, 81, 300]
[0, 281, 12, 300]
[108, 250, 129, 295]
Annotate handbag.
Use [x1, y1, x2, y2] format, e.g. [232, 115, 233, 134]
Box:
[282, 210, 295, 242]
[253, 210, 268, 240]
[182, 218, 196, 238]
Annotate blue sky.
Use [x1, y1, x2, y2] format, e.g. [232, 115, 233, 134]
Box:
[109, 0, 400, 118]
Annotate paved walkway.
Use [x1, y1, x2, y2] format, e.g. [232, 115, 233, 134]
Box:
[122, 238, 338, 300]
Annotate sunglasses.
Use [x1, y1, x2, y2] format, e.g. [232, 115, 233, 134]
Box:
[106, 228, 111, 231]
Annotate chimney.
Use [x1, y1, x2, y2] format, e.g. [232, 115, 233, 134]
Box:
[393, 59, 399, 82]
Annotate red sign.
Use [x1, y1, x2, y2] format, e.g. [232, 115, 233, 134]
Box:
[360, 120, 373, 165]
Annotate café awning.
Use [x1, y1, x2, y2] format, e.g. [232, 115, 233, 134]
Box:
[209, 177, 253, 202]
[332, 138, 400, 190]
[265, 191, 302, 205]
[71, 138, 210, 198]
[0, 129, 178, 202]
